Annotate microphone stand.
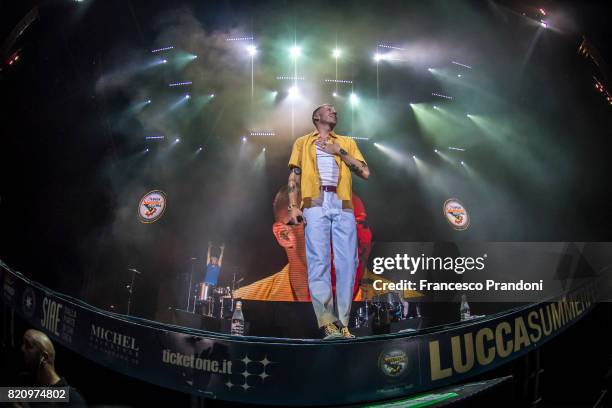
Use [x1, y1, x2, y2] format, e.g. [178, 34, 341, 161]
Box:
[126, 268, 141, 316]
[187, 258, 197, 313]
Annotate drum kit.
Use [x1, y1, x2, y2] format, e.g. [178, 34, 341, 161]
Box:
[353, 279, 421, 328]
[196, 283, 235, 318]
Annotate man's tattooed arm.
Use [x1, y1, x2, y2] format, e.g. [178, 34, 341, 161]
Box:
[339, 148, 370, 179]
[288, 167, 302, 205]
[348, 161, 368, 176]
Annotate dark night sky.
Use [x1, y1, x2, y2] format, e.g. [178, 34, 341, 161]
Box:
[1, 0, 611, 318]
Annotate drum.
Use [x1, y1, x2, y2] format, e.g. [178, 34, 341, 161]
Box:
[373, 303, 391, 325]
[373, 291, 403, 322]
[197, 283, 214, 302]
[354, 305, 370, 328]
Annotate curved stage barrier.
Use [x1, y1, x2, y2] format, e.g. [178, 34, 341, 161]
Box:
[0, 260, 600, 406]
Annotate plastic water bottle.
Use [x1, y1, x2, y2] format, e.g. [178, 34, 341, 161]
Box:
[231, 301, 245, 336]
[460, 294, 471, 321]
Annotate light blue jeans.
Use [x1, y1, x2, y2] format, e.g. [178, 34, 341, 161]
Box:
[303, 191, 358, 328]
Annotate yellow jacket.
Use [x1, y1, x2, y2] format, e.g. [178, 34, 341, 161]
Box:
[289, 131, 366, 209]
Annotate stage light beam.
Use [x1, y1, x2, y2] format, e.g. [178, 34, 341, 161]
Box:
[290, 46, 301, 59]
[288, 86, 300, 100]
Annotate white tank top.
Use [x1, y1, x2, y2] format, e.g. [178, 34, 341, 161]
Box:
[316, 144, 339, 186]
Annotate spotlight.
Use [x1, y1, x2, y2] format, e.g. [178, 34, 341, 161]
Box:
[151, 46, 174, 53]
[262, 147, 266, 152]
[378, 44, 406, 51]
[373, 142, 380, 147]
[324, 79, 352, 84]
[457, 74, 462, 78]
[247, 45, 257, 56]
[197, 147, 203, 151]
[242, 137, 247, 142]
[333, 48, 341, 58]
[146, 100, 152, 104]
[288, 86, 300, 99]
[427, 67, 433, 72]
[412, 155, 417, 159]
[332, 92, 337, 97]
[460, 161, 465, 165]
[451, 61, 472, 69]
[185, 94, 190, 99]
[434, 149, 438, 153]
[290, 46, 301, 58]
[350, 93, 358, 105]
[175, 138, 180, 142]
[433, 105, 439, 110]
[169, 81, 193, 87]
[466, 113, 472, 118]
[162, 59, 168, 64]
[374, 53, 382, 62]
[540, 20, 547, 28]
[249, 131, 276, 136]
[210, 94, 215, 98]
[432, 93, 453, 100]
[145, 148, 149, 153]
[226, 36, 254, 42]
[192, 55, 198, 59]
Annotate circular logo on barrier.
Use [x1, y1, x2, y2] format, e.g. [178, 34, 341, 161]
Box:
[22, 287, 36, 318]
[443, 198, 470, 231]
[378, 349, 408, 377]
[138, 190, 167, 224]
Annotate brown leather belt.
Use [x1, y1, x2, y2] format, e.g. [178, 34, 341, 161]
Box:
[321, 185, 337, 192]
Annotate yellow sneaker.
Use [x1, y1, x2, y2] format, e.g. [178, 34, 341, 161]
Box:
[340, 327, 355, 339]
[322, 323, 342, 340]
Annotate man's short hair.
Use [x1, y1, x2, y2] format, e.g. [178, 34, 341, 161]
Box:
[312, 104, 332, 126]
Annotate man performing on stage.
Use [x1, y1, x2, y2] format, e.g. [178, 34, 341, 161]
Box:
[204, 242, 225, 286]
[287, 104, 370, 339]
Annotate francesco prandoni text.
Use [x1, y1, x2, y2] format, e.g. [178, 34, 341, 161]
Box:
[373, 279, 544, 292]
[371, 253, 544, 291]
